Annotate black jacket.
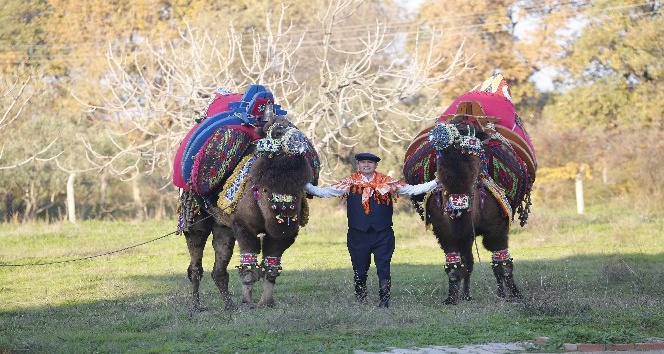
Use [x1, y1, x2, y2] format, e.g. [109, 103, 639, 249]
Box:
[346, 191, 394, 232]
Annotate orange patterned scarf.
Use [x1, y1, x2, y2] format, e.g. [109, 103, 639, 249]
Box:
[333, 171, 406, 214]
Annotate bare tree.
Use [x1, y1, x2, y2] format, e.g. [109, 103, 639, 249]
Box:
[80, 0, 470, 184]
[290, 0, 470, 175]
[0, 76, 62, 170]
[1, 75, 71, 221]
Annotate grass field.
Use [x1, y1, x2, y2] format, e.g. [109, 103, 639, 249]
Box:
[1, 199, 663, 353]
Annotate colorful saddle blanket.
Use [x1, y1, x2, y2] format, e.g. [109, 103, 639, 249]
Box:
[403, 132, 529, 211]
[484, 140, 530, 211]
[189, 125, 256, 195]
[403, 75, 535, 221]
[189, 123, 321, 196]
[173, 85, 288, 192]
[438, 74, 537, 177]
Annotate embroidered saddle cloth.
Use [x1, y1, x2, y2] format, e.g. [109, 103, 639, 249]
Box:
[403, 75, 535, 218]
[174, 85, 288, 193]
[189, 122, 321, 196]
[189, 125, 256, 195]
[404, 130, 529, 211]
[172, 90, 243, 189]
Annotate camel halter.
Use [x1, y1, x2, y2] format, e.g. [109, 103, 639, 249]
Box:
[428, 123, 483, 157]
[255, 123, 308, 156]
[429, 122, 485, 219]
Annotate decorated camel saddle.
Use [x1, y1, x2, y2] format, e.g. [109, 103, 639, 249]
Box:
[173, 85, 319, 196]
[404, 74, 536, 225]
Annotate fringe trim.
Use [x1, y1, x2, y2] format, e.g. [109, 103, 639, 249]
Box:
[422, 189, 435, 230]
[479, 174, 512, 220]
[216, 154, 255, 214]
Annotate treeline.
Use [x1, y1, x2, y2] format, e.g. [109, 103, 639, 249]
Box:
[0, 0, 661, 222]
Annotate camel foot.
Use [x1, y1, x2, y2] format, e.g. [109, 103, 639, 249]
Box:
[257, 299, 276, 308]
[191, 301, 205, 312]
[507, 294, 524, 303]
[240, 300, 257, 309]
[443, 297, 458, 305]
[224, 301, 238, 311]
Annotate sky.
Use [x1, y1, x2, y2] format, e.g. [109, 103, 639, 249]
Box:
[394, 0, 426, 13]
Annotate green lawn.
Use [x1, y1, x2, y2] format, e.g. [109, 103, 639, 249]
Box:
[1, 200, 663, 353]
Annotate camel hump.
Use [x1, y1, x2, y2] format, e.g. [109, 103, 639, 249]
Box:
[435, 74, 537, 176]
[437, 98, 537, 179]
[174, 85, 291, 190]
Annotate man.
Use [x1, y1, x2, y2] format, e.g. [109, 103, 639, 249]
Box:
[305, 152, 437, 308]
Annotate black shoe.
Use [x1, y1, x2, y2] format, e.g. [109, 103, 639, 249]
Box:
[378, 279, 391, 308]
[354, 278, 368, 304]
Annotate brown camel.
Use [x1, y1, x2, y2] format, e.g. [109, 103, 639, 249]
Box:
[426, 118, 523, 304]
[181, 116, 316, 311]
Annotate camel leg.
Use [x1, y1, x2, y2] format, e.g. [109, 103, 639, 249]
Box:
[492, 258, 522, 300]
[492, 261, 507, 298]
[479, 207, 523, 301]
[444, 266, 465, 305]
[184, 214, 214, 312]
[211, 223, 237, 311]
[257, 255, 282, 308]
[460, 250, 474, 301]
[443, 252, 468, 305]
[259, 278, 276, 308]
[237, 265, 262, 308]
[504, 261, 522, 300]
[491, 249, 522, 300]
[231, 221, 262, 308]
[257, 235, 294, 308]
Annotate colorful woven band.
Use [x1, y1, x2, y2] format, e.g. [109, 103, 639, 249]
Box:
[446, 252, 461, 264]
[492, 249, 511, 261]
[240, 253, 258, 265]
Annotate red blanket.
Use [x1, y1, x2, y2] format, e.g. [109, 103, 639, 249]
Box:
[437, 75, 536, 165]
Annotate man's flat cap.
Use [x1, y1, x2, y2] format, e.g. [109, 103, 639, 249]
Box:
[354, 152, 381, 162]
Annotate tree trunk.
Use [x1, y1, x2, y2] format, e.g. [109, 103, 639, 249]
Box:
[154, 194, 166, 220]
[67, 172, 77, 223]
[100, 171, 107, 205]
[23, 181, 36, 221]
[575, 167, 584, 215]
[132, 173, 146, 220]
[602, 163, 608, 185]
[4, 193, 14, 222]
[98, 171, 108, 218]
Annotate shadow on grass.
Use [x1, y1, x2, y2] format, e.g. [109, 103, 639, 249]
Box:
[2, 253, 663, 354]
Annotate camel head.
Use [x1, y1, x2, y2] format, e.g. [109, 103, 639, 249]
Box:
[429, 120, 489, 196]
[250, 115, 313, 235]
[255, 115, 309, 157]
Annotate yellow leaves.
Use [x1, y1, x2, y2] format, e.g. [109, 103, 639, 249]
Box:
[537, 162, 592, 184]
[414, 0, 531, 99]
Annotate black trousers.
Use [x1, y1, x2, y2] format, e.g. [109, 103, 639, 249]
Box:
[347, 226, 395, 282]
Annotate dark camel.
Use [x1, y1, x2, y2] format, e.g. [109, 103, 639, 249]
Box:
[427, 118, 522, 304]
[182, 116, 314, 311]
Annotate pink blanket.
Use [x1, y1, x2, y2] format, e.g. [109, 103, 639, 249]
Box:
[437, 75, 536, 163]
